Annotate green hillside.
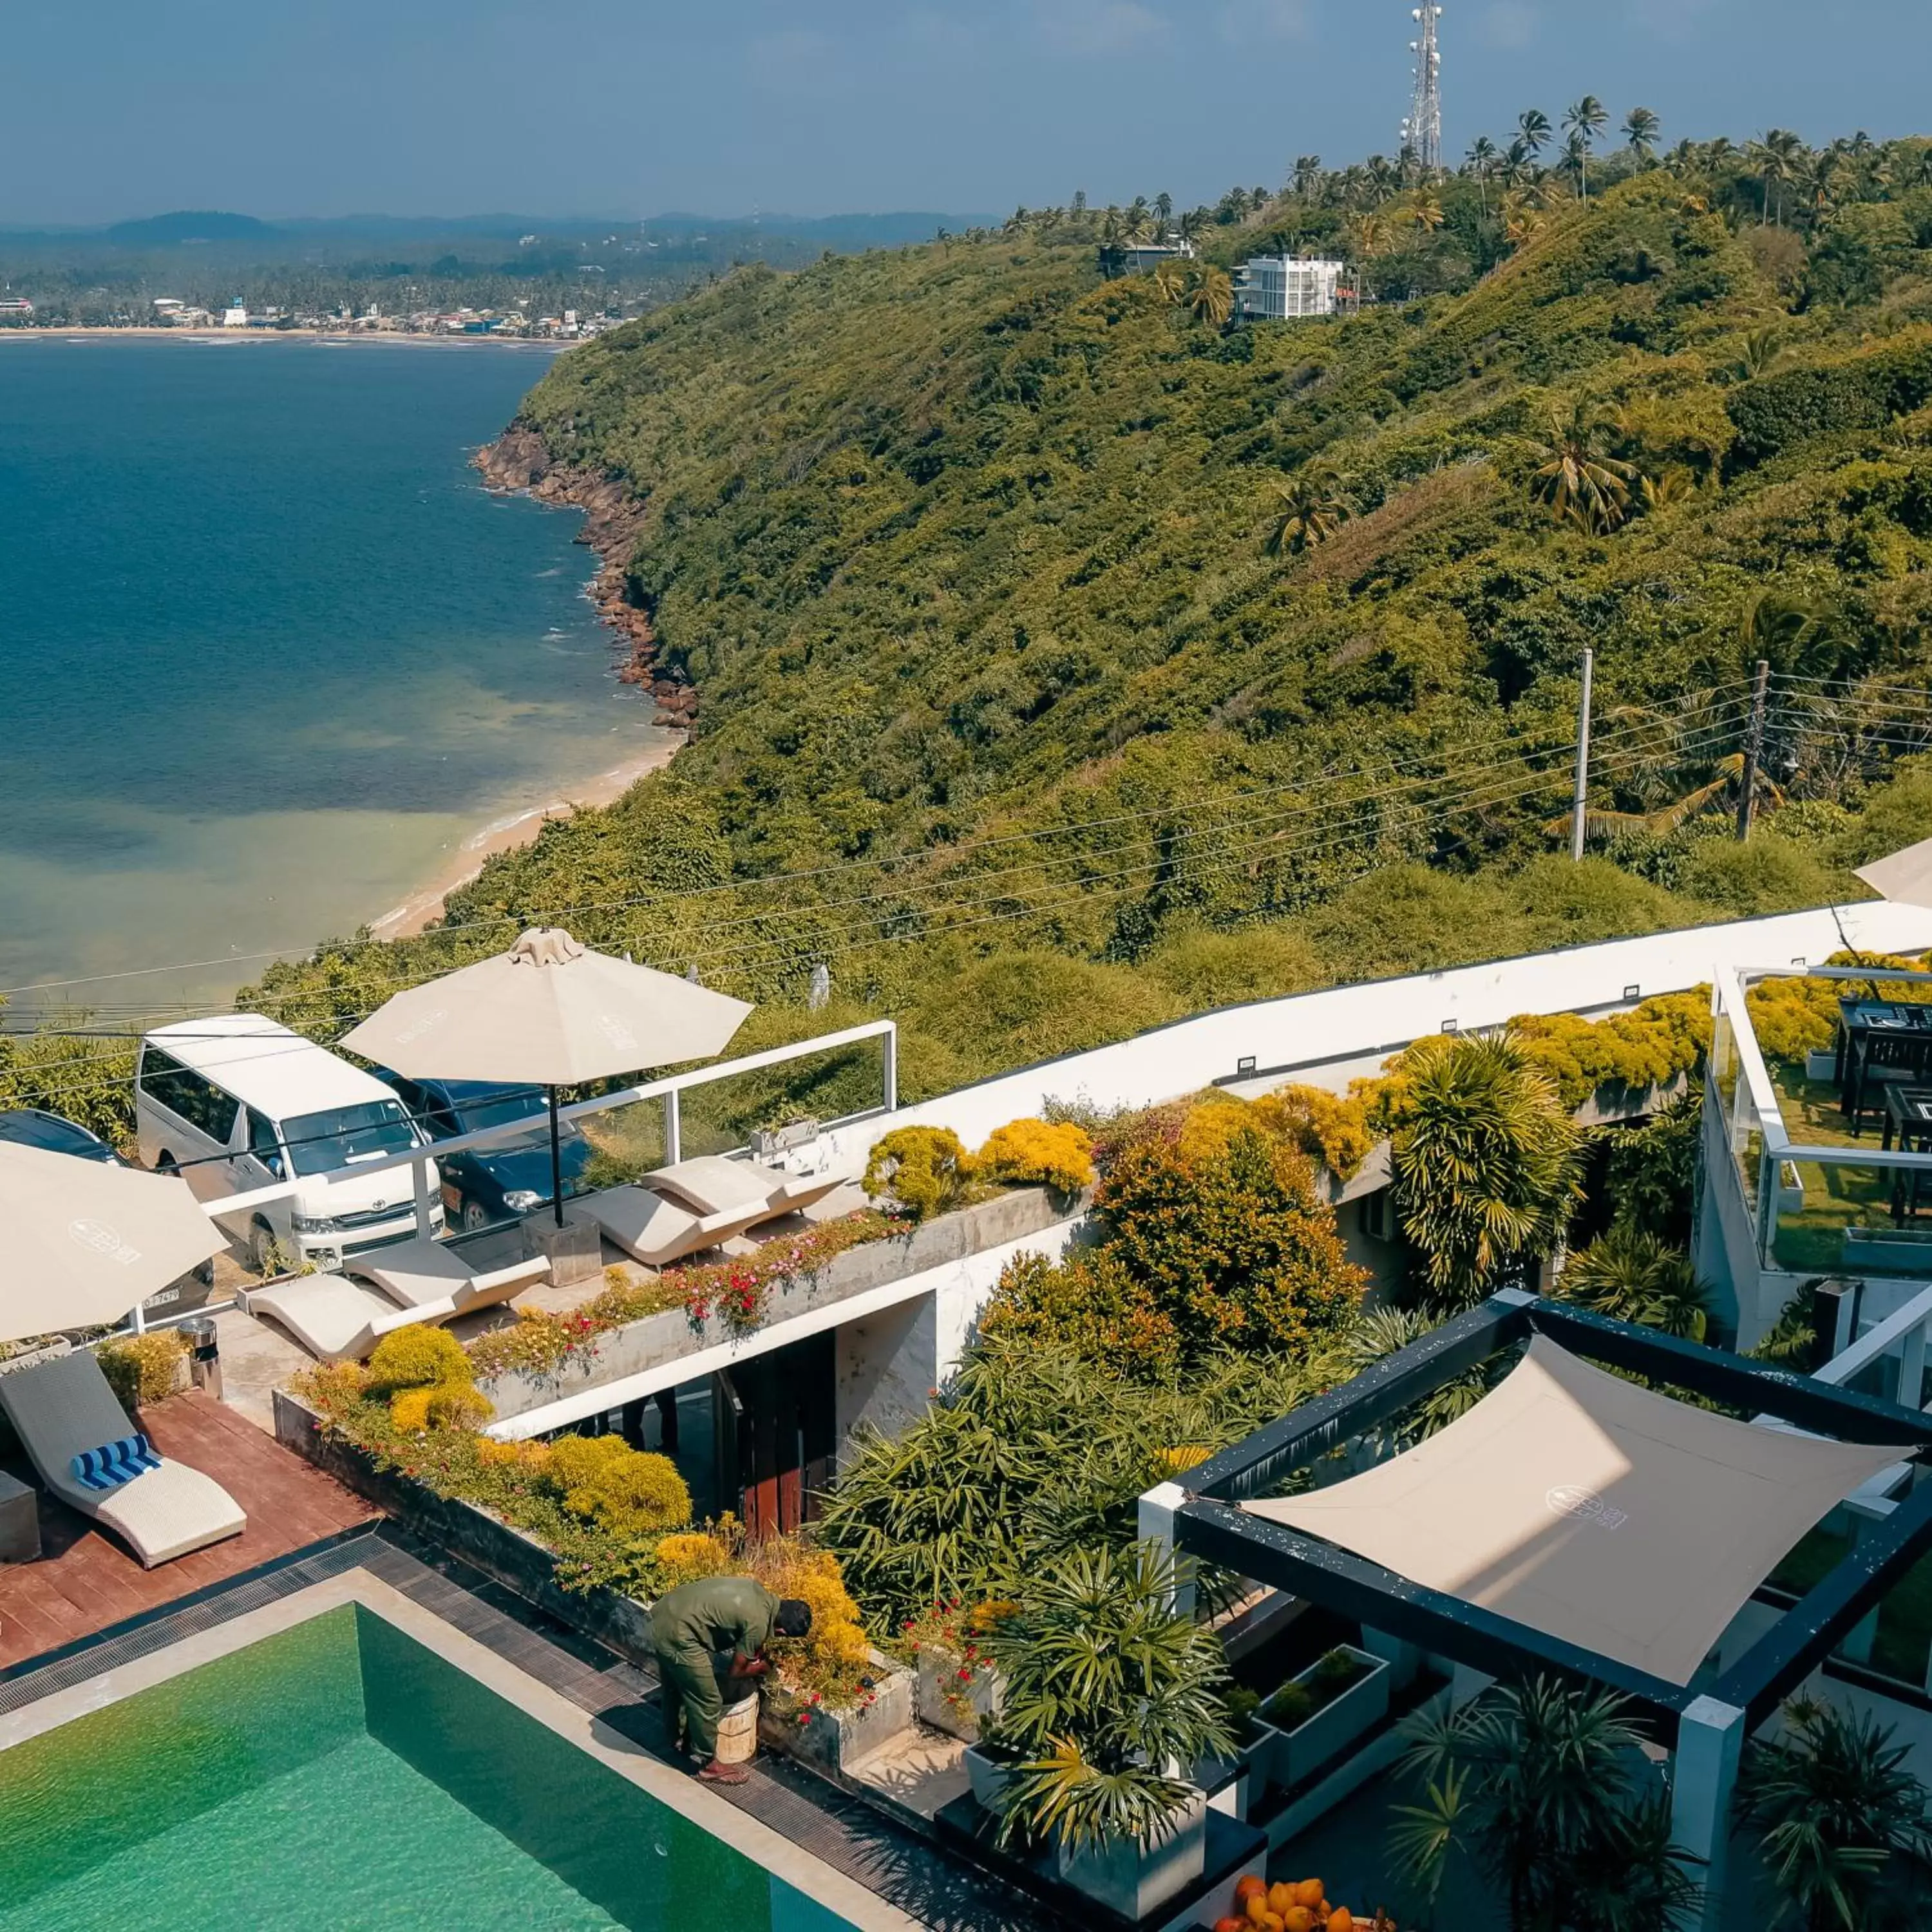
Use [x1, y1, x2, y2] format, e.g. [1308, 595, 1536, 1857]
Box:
[209, 147, 1932, 1122]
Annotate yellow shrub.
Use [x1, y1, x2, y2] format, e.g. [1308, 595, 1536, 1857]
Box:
[95, 1331, 189, 1411]
[389, 1386, 437, 1434]
[1253, 1086, 1376, 1180]
[746, 1540, 871, 1679]
[476, 1437, 542, 1470]
[426, 1383, 494, 1430]
[862, 1126, 976, 1221]
[977, 1118, 1095, 1194]
[655, 1531, 732, 1585]
[545, 1434, 692, 1533]
[368, 1325, 470, 1395]
[1174, 1094, 1258, 1168]
[299, 1359, 372, 1416]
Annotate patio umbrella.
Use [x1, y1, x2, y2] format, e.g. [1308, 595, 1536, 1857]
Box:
[1857, 835, 1932, 909]
[0, 1143, 225, 1343]
[340, 927, 753, 1226]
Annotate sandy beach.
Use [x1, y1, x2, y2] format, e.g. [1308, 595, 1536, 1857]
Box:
[369, 738, 683, 940]
[0, 326, 564, 349]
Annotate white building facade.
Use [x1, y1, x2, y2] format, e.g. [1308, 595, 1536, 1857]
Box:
[1235, 256, 1350, 321]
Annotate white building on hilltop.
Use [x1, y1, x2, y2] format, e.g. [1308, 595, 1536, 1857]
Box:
[1235, 256, 1354, 321]
[222, 299, 249, 328]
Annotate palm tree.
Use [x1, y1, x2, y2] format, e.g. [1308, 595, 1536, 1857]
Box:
[1404, 189, 1445, 236]
[1564, 96, 1609, 198]
[1638, 468, 1696, 513]
[1622, 106, 1661, 162]
[1555, 1230, 1712, 1340]
[1392, 1678, 1698, 1930]
[1750, 127, 1807, 225]
[1528, 403, 1638, 535]
[1264, 468, 1354, 556]
[1736, 1697, 1932, 1930]
[1186, 266, 1234, 328]
[1293, 154, 1323, 199]
[1518, 108, 1551, 156]
[1465, 136, 1499, 213]
[1733, 325, 1784, 380]
[1153, 190, 1173, 232]
[1345, 209, 1393, 260]
[1501, 189, 1548, 248]
[1151, 260, 1187, 305]
[1387, 1030, 1584, 1313]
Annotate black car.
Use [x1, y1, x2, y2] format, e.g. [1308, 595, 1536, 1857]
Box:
[375, 1074, 595, 1231]
[0, 1108, 125, 1164]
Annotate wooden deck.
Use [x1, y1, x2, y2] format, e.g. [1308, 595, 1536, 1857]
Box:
[0, 1392, 377, 1671]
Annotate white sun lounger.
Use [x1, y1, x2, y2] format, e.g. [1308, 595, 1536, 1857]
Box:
[238, 1273, 459, 1365]
[345, 1239, 550, 1314]
[643, 1155, 849, 1225]
[0, 1351, 245, 1567]
[564, 1187, 773, 1268]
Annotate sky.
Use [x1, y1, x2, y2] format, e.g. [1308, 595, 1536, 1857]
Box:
[2, 0, 1925, 226]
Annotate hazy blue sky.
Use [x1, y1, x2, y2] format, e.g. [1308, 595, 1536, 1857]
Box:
[3, 1, 1923, 225]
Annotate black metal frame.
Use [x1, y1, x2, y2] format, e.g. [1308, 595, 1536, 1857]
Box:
[1175, 1291, 1932, 1729]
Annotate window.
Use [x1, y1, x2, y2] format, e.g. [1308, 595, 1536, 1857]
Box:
[281, 1100, 419, 1178]
[139, 1046, 238, 1143]
[246, 1109, 285, 1177]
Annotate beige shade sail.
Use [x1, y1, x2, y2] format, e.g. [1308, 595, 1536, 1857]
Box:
[1244, 1338, 1911, 1687]
[0, 1144, 225, 1343]
[340, 928, 752, 1086]
[1856, 837, 1932, 911]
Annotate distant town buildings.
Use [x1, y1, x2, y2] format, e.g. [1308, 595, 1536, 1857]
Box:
[222, 299, 249, 328]
[0, 297, 33, 316]
[1234, 256, 1356, 321]
[1116, 240, 1197, 274]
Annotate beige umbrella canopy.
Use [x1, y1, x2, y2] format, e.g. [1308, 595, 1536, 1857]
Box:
[0, 1144, 225, 1344]
[341, 928, 753, 1224]
[1857, 836, 1932, 909]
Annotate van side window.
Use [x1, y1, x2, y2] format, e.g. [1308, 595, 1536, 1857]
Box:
[246, 1109, 285, 1176]
[140, 1047, 238, 1144]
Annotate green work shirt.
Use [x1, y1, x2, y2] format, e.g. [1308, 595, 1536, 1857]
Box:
[650, 1576, 779, 1661]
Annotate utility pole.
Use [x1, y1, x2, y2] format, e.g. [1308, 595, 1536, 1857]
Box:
[1736, 658, 1771, 842]
[1570, 647, 1594, 862]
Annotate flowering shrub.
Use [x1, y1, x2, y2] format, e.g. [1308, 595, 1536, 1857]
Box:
[466, 1307, 609, 1381]
[542, 1435, 692, 1535]
[367, 1325, 469, 1394]
[675, 1213, 894, 1336]
[654, 1530, 734, 1585]
[742, 1535, 875, 1712]
[1508, 994, 1711, 1110]
[1253, 1084, 1377, 1180]
[976, 1118, 1095, 1195]
[898, 1597, 1015, 1730]
[95, 1331, 188, 1410]
[862, 1126, 976, 1221]
[1743, 954, 1932, 1063]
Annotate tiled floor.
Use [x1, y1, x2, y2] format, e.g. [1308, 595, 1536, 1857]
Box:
[0, 1390, 377, 1669]
[0, 1522, 1059, 1932]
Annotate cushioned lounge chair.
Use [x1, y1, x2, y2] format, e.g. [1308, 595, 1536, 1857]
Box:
[345, 1239, 549, 1314]
[238, 1273, 457, 1365]
[0, 1350, 245, 1567]
[564, 1188, 772, 1268]
[642, 1155, 849, 1226]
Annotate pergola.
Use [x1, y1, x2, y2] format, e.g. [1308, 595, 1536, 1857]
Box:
[1141, 1289, 1932, 1929]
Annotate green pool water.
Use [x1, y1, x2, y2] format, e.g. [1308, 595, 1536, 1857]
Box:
[0, 1605, 858, 1931]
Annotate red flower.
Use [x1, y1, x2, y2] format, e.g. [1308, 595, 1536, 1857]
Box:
[956, 1667, 972, 1683]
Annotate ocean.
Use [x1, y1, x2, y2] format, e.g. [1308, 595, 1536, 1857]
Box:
[0, 336, 667, 1017]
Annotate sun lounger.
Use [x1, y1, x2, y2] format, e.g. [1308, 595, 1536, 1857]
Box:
[0, 1350, 245, 1567]
[238, 1273, 457, 1364]
[345, 1238, 549, 1314]
[643, 1155, 850, 1226]
[564, 1187, 772, 1268]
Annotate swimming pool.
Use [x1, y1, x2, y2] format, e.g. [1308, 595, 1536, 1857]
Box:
[0, 1584, 885, 1931]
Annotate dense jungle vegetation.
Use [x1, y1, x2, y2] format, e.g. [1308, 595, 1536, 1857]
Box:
[15, 122, 1932, 1133]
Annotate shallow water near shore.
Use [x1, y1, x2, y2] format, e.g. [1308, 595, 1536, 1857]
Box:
[0, 337, 670, 1016]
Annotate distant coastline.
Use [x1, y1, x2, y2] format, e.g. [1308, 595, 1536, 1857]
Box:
[0, 327, 565, 349]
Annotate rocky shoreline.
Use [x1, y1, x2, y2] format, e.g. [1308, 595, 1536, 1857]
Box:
[474, 425, 697, 730]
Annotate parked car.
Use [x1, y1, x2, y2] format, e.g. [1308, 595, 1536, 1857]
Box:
[135, 1014, 442, 1274]
[374, 1073, 595, 1231]
[0, 1108, 126, 1164]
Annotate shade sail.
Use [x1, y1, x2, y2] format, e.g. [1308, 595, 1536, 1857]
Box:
[1244, 1338, 1911, 1687]
[0, 1144, 225, 1342]
[340, 927, 752, 1086]
[1857, 837, 1932, 911]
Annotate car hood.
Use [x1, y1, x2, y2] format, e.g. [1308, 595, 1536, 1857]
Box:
[290, 1159, 439, 1218]
[461, 1134, 595, 1193]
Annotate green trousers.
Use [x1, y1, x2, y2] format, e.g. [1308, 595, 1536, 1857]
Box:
[657, 1644, 724, 1760]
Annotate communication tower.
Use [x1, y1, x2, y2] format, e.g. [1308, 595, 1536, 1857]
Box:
[1400, 5, 1444, 175]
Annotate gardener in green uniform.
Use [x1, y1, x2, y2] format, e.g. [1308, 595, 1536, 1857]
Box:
[650, 1575, 813, 1785]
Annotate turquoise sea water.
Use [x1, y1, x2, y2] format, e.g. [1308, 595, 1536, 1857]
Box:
[0, 1605, 855, 1931]
[0, 338, 667, 1011]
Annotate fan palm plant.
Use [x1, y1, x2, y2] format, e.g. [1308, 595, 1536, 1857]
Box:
[1527, 404, 1638, 533]
[1555, 1229, 1713, 1341]
[1736, 1696, 1932, 1929]
[1387, 1030, 1585, 1314]
[1264, 469, 1354, 556]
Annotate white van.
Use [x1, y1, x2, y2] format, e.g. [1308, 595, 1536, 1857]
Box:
[136, 1014, 442, 1274]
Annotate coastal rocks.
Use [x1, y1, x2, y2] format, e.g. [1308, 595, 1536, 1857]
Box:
[475, 422, 697, 727]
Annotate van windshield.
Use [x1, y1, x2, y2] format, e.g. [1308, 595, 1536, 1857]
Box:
[282, 1101, 418, 1178]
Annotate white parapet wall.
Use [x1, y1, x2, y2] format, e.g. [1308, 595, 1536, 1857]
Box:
[849, 901, 1932, 1153]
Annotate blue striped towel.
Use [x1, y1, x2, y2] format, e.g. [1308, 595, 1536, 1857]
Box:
[71, 1434, 162, 1492]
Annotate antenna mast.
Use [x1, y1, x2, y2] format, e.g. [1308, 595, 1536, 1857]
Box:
[1401, 5, 1444, 176]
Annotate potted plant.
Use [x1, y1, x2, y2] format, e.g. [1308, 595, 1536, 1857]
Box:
[1255, 1645, 1390, 1792]
[981, 1542, 1233, 1922]
[904, 1597, 1014, 1743]
[1193, 1683, 1268, 1821]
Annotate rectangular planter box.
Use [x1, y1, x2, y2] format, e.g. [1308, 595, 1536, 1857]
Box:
[759, 1651, 914, 1776]
[1806, 1049, 1840, 1083]
[478, 1187, 1079, 1424]
[914, 1648, 1003, 1743]
[1054, 1789, 1208, 1923]
[964, 1741, 1018, 1817]
[1256, 1647, 1391, 1792]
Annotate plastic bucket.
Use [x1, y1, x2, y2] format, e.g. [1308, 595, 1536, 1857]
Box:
[715, 1693, 760, 1765]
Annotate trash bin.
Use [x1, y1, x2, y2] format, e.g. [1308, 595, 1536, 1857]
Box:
[184, 1316, 222, 1400]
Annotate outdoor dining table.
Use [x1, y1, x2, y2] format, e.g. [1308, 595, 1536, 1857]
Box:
[1835, 998, 1932, 1137]
[1881, 1083, 1932, 1223]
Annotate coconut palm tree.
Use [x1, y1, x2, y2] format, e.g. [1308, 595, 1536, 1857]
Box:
[1528, 403, 1638, 534]
[1555, 1230, 1712, 1340]
[1293, 154, 1323, 198]
[1622, 106, 1662, 162]
[1736, 1697, 1932, 1931]
[1345, 209, 1394, 260]
[1638, 468, 1697, 513]
[1501, 189, 1548, 248]
[1186, 265, 1234, 328]
[1153, 190, 1173, 231]
[1151, 260, 1187, 305]
[1404, 189, 1446, 235]
[1264, 468, 1354, 556]
[1733, 325, 1785, 380]
[1466, 135, 1499, 213]
[1387, 1030, 1584, 1313]
[1518, 108, 1552, 156]
[1564, 96, 1609, 198]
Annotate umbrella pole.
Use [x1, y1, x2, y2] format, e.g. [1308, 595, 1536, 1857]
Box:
[549, 1086, 565, 1229]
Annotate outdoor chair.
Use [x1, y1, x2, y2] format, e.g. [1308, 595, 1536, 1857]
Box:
[238, 1273, 459, 1365]
[0, 1350, 245, 1567]
[345, 1240, 549, 1316]
[641, 1153, 850, 1226]
[564, 1186, 773, 1269]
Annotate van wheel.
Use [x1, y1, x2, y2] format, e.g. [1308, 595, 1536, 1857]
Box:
[461, 1198, 491, 1234]
[249, 1220, 279, 1279]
